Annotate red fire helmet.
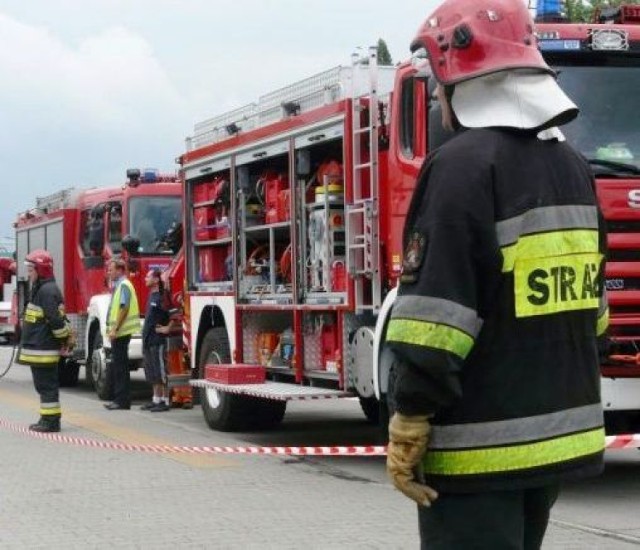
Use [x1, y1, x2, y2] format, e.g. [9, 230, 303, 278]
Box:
[25, 249, 54, 279]
[411, 0, 553, 85]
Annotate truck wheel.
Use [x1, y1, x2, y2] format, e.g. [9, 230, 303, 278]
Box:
[198, 327, 256, 432]
[251, 398, 287, 429]
[90, 332, 113, 401]
[58, 358, 80, 387]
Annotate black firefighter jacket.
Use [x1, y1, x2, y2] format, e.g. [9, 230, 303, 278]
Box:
[387, 128, 608, 493]
[18, 278, 70, 366]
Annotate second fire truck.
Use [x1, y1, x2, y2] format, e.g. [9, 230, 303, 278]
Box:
[178, 4, 640, 433]
[14, 169, 182, 398]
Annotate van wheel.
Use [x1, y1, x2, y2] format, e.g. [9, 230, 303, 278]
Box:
[90, 332, 113, 401]
[198, 328, 255, 432]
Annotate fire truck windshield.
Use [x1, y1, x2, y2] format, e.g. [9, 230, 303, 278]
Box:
[554, 63, 640, 174]
[129, 196, 181, 255]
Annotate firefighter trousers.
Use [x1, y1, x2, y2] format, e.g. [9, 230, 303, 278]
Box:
[109, 335, 131, 407]
[31, 365, 61, 419]
[418, 485, 560, 550]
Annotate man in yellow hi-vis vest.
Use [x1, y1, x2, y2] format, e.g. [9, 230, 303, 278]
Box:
[104, 257, 140, 410]
[385, 0, 607, 547]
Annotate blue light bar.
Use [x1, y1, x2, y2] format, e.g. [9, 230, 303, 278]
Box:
[142, 168, 159, 183]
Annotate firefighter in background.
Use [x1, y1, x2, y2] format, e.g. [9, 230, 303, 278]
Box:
[18, 250, 71, 433]
[385, 0, 607, 548]
[104, 257, 140, 411]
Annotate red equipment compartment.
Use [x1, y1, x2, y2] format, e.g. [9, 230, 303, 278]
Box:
[194, 206, 214, 227]
[193, 184, 209, 204]
[198, 247, 228, 282]
[205, 364, 266, 384]
[264, 173, 289, 224]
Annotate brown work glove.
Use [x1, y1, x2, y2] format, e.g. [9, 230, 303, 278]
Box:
[387, 412, 439, 507]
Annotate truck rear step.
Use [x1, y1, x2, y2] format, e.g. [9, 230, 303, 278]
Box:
[190, 380, 353, 401]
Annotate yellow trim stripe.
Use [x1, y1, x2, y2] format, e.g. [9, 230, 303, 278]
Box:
[41, 407, 62, 415]
[501, 229, 599, 273]
[52, 326, 71, 338]
[423, 428, 604, 475]
[387, 319, 474, 359]
[597, 307, 609, 337]
[18, 354, 60, 364]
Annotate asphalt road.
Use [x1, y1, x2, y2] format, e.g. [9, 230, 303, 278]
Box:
[0, 344, 639, 549]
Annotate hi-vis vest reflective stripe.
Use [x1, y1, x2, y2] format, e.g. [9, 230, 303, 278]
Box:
[423, 404, 605, 475]
[107, 279, 140, 337]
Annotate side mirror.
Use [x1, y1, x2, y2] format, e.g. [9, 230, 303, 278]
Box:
[121, 234, 140, 256]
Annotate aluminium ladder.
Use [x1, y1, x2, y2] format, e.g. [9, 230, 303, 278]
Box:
[346, 46, 382, 314]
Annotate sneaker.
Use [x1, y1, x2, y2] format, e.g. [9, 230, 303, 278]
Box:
[140, 401, 156, 411]
[150, 402, 170, 412]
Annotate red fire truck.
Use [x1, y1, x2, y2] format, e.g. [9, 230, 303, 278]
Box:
[14, 169, 182, 397]
[0, 256, 16, 343]
[179, 6, 640, 433]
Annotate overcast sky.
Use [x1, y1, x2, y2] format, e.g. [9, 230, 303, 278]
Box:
[0, 0, 443, 242]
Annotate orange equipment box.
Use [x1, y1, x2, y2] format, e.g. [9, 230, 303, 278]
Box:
[205, 364, 266, 385]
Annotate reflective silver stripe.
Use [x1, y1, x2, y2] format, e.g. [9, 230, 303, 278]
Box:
[26, 304, 44, 314]
[391, 295, 483, 338]
[41, 402, 61, 409]
[496, 205, 598, 247]
[429, 403, 603, 450]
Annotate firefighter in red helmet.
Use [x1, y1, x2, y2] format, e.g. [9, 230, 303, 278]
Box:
[385, 0, 607, 547]
[18, 249, 71, 432]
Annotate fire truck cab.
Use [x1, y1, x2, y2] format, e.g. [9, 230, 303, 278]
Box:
[14, 169, 182, 397]
[535, 3, 640, 431]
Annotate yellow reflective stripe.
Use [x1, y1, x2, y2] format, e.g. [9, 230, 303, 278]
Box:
[597, 307, 609, 337]
[26, 304, 44, 316]
[501, 229, 599, 273]
[40, 407, 62, 416]
[514, 253, 602, 318]
[387, 319, 474, 359]
[52, 326, 70, 338]
[18, 353, 60, 364]
[423, 427, 604, 475]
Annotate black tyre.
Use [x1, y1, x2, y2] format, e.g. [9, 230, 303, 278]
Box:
[198, 328, 256, 432]
[89, 331, 113, 401]
[251, 398, 287, 430]
[58, 358, 80, 387]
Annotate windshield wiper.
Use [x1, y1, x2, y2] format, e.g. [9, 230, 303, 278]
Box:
[586, 158, 640, 176]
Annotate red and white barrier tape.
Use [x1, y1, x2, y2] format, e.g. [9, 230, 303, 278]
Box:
[0, 418, 384, 456]
[1, 417, 639, 456]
